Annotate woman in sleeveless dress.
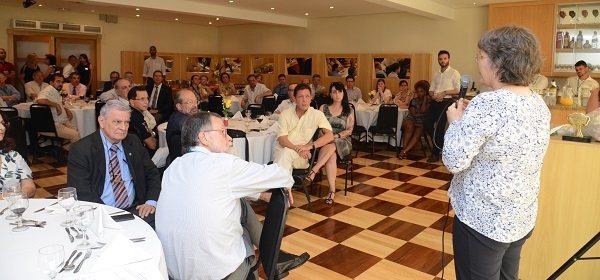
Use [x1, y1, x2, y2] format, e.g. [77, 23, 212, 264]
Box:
[398, 80, 430, 159]
[307, 82, 354, 205]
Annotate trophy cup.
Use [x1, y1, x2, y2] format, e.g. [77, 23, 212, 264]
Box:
[563, 113, 592, 143]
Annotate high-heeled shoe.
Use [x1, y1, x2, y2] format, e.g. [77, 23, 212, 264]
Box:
[305, 170, 317, 182]
[324, 191, 335, 205]
[398, 150, 407, 159]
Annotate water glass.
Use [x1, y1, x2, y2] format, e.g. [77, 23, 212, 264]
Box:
[10, 193, 29, 232]
[2, 182, 22, 220]
[57, 187, 78, 227]
[38, 245, 64, 279]
[73, 205, 95, 249]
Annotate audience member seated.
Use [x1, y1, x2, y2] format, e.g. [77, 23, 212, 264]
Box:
[0, 72, 20, 106]
[308, 82, 354, 205]
[67, 100, 161, 227]
[36, 74, 80, 150]
[62, 72, 87, 100]
[272, 74, 289, 101]
[274, 83, 297, 114]
[274, 83, 333, 173]
[217, 72, 236, 96]
[166, 89, 199, 153]
[393, 79, 413, 108]
[24, 70, 48, 102]
[124, 71, 138, 87]
[345, 76, 362, 103]
[309, 74, 327, 99]
[128, 86, 157, 157]
[241, 74, 272, 109]
[102, 71, 120, 92]
[146, 70, 173, 124]
[398, 80, 430, 159]
[0, 116, 35, 198]
[99, 78, 131, 105]
[369, 78, 392, 105]
[189, 74, 210, 103]
[156, 111, 309, 280]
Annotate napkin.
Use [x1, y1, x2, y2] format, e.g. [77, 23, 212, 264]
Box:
[231, 111, 243, 120]
[266, 122, 279, 134]
[89, 234, 152, 272]
[89, 207, 124, 238]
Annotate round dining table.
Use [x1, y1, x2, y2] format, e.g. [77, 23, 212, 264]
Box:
[14, 101, 98, 138]
[0, 199, 167, 279]
[352, 102, 409, 144]
[157, 118, 278, 164]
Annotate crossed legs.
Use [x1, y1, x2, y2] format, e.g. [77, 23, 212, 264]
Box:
[400, 120, 423, 158]
[308, 143, 337, 202]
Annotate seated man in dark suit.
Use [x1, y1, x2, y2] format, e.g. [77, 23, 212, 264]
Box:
[146, 70, 173, 124]
[165, 89, 198, 157]
[102, 71, 120, 92]
[128, 85, 157, 157]
[67, 100, 161, 227]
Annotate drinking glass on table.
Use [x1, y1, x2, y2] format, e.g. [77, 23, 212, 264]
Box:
[2, 182, 22, 220]
[256, 115, 264, 129]
[57, 187, 78, 227]
[73, 205, 95, 249]
[244, 117, 251, 132]
[10, 192, 29, 232]
[245, 109, 252, 119]
[38, 244, 64, 279]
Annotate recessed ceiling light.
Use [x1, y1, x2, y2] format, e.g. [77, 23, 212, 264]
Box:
[38, 4, 42, 6]
[91, 10, 95, 12]
[473, 2, 476, 4]
[271, 7, 274, 10]
[175, 18, 179, 21]
[209, 21, 212, 24]
[330, 6, 334, 9]
[229, 0, 233, 2]
[136, 14, 140, 17]
[216, 18, 220, 20]
[305, 13, 309, 16]
[136, 8, 140, 11]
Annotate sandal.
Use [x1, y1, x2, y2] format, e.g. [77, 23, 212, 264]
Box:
[398, 150, 407, 159]
[324, 191, 335, 205]
[305, 170, 317, 182]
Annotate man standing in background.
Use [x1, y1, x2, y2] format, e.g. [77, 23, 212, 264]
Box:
[62, 55, 79, 79]
[424, 50, 460, 163]
[0, 48, 16, 86]
[143, 46, 166, 87]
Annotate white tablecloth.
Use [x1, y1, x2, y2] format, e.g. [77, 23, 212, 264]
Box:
[353, 103, 408, 144]
[14, 101, 98, 138]
[157, 118, 277, 164]
[225, 95, 242, 115]
[0, 199, 167, 279]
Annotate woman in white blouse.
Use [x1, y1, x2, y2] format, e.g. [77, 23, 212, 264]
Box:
[370, 79, 392, 105]
[443, 26, 550, 280]
[0, 117, 35, 198]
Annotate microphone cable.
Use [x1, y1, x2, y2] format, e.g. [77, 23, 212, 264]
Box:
[430, 99, 455, 151]
[440, 197, 451, 280]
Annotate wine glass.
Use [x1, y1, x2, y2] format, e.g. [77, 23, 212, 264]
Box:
[245, 109, 252, 119]
[569, 10, 576, 23]
[2, 182, 22, 220]
[57, 187, 77, 227]
[73, 205, 95, 249]
[244, 118, 251, 132]
[38, 244, 64, 279]
[265, 111, 272, 120]
[256, 115, 264, 129]
[10, 193, 29, 232]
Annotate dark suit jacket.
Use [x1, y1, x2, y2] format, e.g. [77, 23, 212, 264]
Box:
[146, 83, 174, 120]
[67, 130, 161, 206]
[102, 81, 114, 92]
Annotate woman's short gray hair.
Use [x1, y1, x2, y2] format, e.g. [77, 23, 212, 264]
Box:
[181, 111, 220, 152]
[478, 26, 542, 86]
[100, 100, 131, 117]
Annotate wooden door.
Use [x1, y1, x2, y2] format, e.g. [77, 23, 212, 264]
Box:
[55, 38, 97, 93]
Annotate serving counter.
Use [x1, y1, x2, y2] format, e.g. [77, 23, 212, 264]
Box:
[519, 136, 600, 279]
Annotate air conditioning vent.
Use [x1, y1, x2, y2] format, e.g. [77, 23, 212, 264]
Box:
[12, 19, 102, 34]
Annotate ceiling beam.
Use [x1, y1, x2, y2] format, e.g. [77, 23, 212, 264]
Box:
[364, 0, 454, 20]
[80, 0, 308, 27]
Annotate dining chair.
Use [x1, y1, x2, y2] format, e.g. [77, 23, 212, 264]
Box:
[349, 103, 367, 157]
[314, 94, 330, 108]
[248, 104, 265, 119]
[199, 101, 209, 111]
[0, 107, 28, 162]
[290, 129, 320, 212]
[94, 100, 105, 129]
[208, 95, 224, 117]
[258, 188, 289, 280]
[368, 104, 398, 154]
[398, 126, 431, 158]
[166, 131, 182, 167]
[310, 100, 318, 109]
[261, 96, 277, 114]
[337, 153, 354, 195]
[227, 129, 248, 161]
[29, 104, 69, 163]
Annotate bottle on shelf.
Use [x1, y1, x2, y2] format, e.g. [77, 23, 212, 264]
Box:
[550, 79, 558, 106]
[576, 31, 584, 49]
[563, 31, 570, 48]
[556, 31, 564, 49]
[592, 31, 598, 49]
[570, 37, 575, 49]
[584, 40, 591, 49]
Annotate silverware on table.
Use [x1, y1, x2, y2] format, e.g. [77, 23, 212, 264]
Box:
[0, 206, 9, 215]
[73, 249, 92, 273]
[65, 227, 75, 243]
[70, 227, 83, 239]
[33, 201, 59, 213]
[59, 250, 78, 273]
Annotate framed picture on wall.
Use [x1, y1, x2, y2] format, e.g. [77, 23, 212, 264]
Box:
[373, 57, 410, 79]
[325, 57, 357, 77]
[252, 56, 274, 74]
[218, 57, 242, 74]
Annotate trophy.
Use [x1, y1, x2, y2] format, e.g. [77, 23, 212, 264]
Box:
[563, 113, 592, 143]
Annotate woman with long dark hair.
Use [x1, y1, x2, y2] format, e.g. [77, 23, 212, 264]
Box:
[217, 72, 236, 96]
[398, 80, 429, 159]
[0, 117, 35, 198]
[43, 54, 59, 83]
[306, 82, 354, 205]
[76, 54, 93, 95]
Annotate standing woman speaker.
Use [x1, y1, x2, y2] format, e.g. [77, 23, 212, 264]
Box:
[443, 26, 551, 280]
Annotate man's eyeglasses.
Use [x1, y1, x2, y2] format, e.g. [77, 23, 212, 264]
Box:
[201, 128, 227, 136]
[181, 100, 200, 105]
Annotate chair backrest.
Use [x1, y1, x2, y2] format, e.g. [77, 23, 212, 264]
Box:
[259, 188, 289, 280]
[208, 95, 224, 117]
[377, 104, 398, 130]
[248, 103, 265, 119]
[0, 107, 27, 157]
[29, 104, 58, 136]
[349, 103, 360, 130]
[262, 96, 277, 114]
[310, 99, 318, 109]
[199, 101, 209, 111]
[167, 131, 182, 161]
[227, 129, 248, 160]
[314, 95, 331, 108]
[95, 100, 106, 128]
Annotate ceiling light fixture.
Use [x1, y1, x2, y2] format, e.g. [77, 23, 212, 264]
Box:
[330, 6, 334, 9]
[136, 8, 140, 11]
[229, 0, 233, 2]
[305, 13, 309, 16]
[38, 4, 42, 7]
[216, 18, 220, 20]
[175, 18, 179, 20]
[209, 21, 212, 24]
[23, 0, 36, 8]
[271, 7, 274, 10]
[136, 14, 140, 17]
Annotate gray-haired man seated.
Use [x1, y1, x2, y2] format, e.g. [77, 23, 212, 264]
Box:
[156, 111, 309, 280]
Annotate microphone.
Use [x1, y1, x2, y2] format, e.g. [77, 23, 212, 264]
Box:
[456, 75, 472, 108]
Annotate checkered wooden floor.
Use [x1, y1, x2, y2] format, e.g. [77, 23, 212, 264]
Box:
[29, 145, 456, 280]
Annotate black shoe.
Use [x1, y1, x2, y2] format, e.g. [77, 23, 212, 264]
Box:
[427, 154, 439, 163]
[276, 252, 310, 278]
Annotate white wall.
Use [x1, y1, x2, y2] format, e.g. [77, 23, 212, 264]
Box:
[0, 5, 219, 80]
[218, 7, 489, 87]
